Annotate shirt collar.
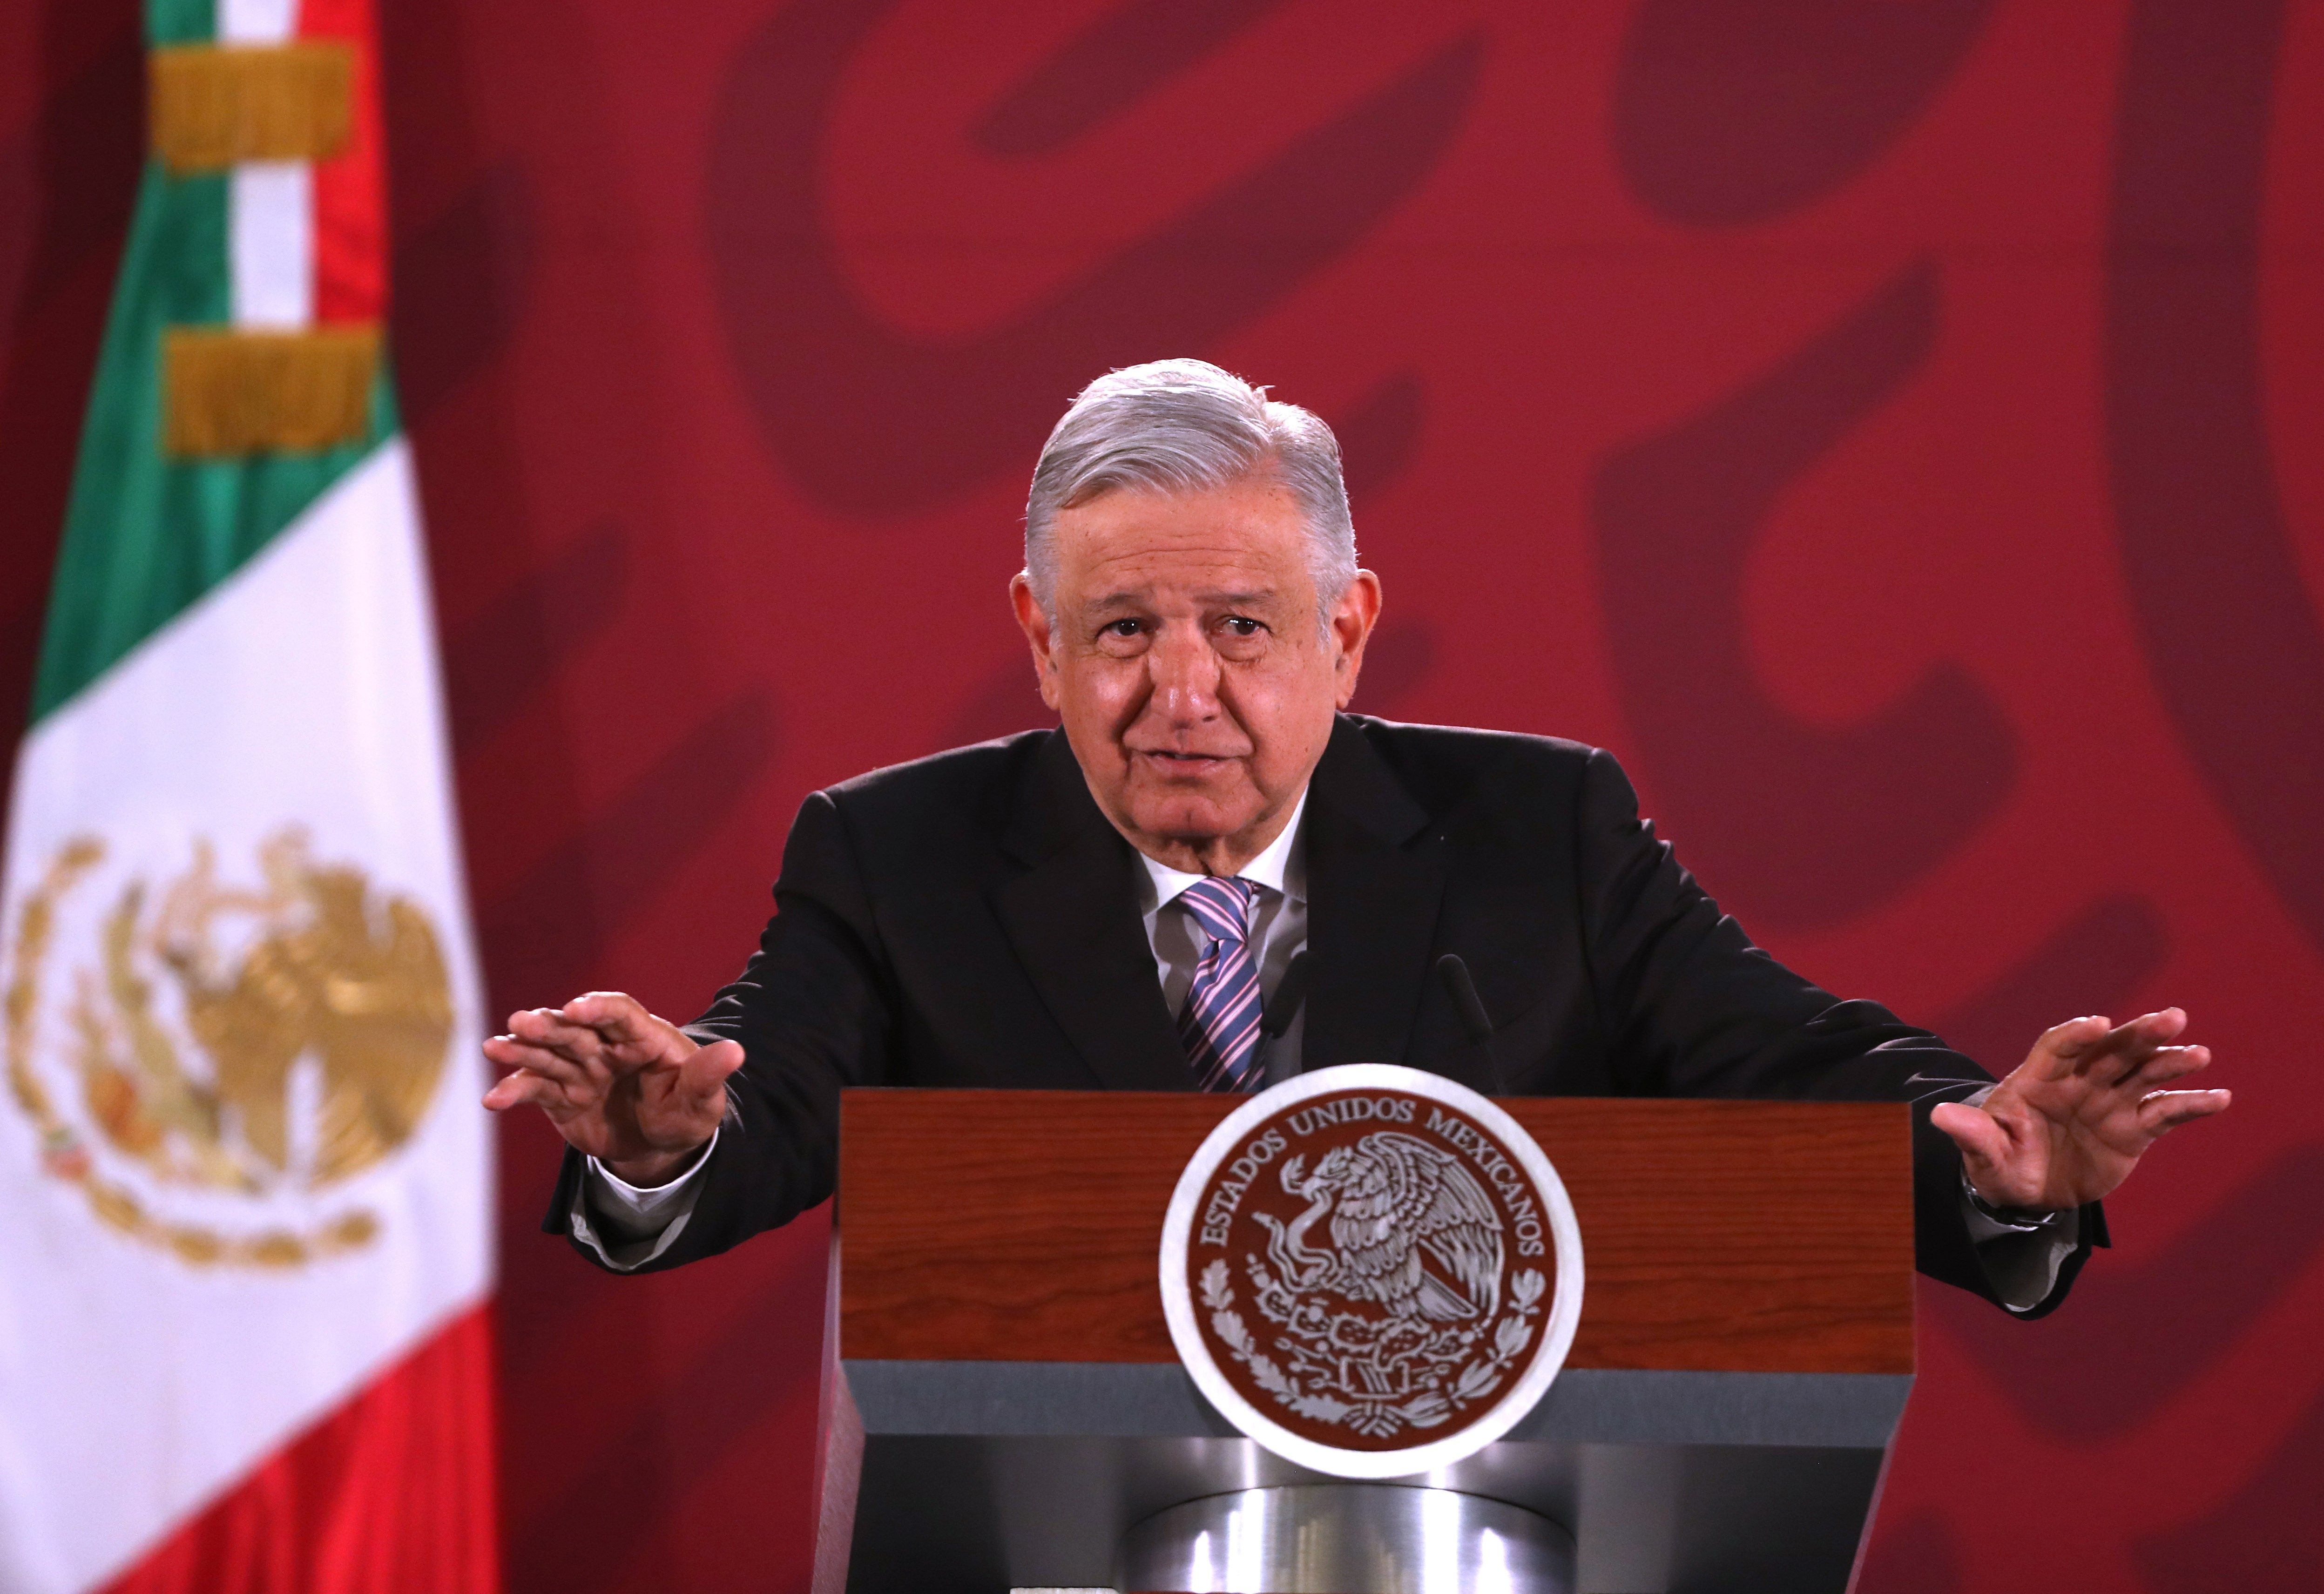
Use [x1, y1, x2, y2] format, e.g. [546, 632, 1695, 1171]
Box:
[1134, 788, 1310, 914]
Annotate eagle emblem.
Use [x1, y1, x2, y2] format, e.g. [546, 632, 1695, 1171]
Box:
[1257, 1133, 1505, 1323]
[4, 828, 454, 1267]
[1165, 1070, 1581, 1472]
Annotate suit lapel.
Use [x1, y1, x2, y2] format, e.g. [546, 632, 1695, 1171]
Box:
[993, 734, 1195, 1093]
[1302, 718, 1447, 1070]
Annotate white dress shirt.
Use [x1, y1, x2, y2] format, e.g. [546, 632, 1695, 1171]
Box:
[571, 786, 2075, 1309]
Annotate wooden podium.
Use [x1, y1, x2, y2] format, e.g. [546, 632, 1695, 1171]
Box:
[815, 1090, 1916, 1594]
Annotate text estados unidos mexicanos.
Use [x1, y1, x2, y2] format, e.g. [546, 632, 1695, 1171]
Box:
[1195, 1095, 1546, 1256]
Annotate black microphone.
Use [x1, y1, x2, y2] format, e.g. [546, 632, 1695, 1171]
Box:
[1436, 953, 1494, 1043]
[1261, 951, 1312, 1042]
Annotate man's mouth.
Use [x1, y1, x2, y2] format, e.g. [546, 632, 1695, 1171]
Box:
[1134, 749, 1238, 772]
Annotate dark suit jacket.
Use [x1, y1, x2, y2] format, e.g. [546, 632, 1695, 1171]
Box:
[547, 715, 2102, 1311]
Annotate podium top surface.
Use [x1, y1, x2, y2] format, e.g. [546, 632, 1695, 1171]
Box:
[837, 1090, 1913, 1376]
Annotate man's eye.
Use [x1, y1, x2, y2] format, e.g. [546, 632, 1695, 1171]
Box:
[1221, 617, 1263, 637]
[1103, 619, 1143, 637]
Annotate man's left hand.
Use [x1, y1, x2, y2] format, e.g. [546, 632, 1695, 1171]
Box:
[1931, 1009, 2230, 1214]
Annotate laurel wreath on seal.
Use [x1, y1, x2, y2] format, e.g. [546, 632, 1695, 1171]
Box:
[1200, 1256, 1547, 1439]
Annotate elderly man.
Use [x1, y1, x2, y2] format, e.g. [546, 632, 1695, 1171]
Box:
[484, 359, 2227, 1312]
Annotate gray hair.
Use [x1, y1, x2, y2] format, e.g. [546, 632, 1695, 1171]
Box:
[1023, 358, 1357, 617]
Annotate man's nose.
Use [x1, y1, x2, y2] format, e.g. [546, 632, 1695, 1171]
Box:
[1147, 627, 1222, 723]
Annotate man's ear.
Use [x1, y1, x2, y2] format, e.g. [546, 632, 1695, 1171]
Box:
[1329, 570, 1384, 710]
[1010, 572, 1064, 711]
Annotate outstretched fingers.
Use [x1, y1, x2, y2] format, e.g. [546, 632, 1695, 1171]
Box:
[562, 991, 659, 1042]
[481, 1020, 614, 1114]
[482, 1060, 567, 1113]
[2115, 1042, 2212, 1092]
[483, 1032, 585, 1081]
[2025, 1015, 2113, 1081]
[505, 1006, 610, 1062]
[2138, 1087, 2232, 1137]
[2086, 1008, 2189, 1084]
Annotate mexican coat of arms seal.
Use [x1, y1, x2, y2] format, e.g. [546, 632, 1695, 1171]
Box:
[1160, 1063, 1584, 1478]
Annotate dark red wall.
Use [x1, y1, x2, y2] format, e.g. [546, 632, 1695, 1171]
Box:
[5, 2, 2320, 1589]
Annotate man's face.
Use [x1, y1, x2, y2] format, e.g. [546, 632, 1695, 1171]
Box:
[1011, 476, 1381, 874]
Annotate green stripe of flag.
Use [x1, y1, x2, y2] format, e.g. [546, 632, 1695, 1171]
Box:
[150, 0, 216, 48]
[30, 17, 397, 725]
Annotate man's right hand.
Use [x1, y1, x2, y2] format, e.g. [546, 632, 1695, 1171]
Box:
[482, 992, 744, 1187]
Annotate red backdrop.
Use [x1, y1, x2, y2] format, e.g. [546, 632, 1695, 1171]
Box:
[5, 1, 2321, 1589]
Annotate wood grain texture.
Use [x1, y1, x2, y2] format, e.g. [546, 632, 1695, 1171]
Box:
[837, 1090, 1914, 1374]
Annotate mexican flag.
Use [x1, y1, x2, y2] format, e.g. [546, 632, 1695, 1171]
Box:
[0, 2, 496, 1589]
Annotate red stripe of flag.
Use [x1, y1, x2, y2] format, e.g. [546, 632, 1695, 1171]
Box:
[300, 0, 389, 325]
[96, 1306, 501, 1594]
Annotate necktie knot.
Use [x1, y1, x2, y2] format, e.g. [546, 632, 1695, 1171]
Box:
[1179, 874, 1258, 947]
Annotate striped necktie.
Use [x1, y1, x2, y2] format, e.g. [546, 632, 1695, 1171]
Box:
[1176, 875, 1265, 1092]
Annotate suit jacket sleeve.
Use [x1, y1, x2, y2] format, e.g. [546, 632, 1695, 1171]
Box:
[542, 789, 893, 1270]
[1571, 746, 2104, 1313]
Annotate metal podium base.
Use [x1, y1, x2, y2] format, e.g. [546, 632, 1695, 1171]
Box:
[1115, 1485, 1577, 1594]
[832, 1360, 1912, 1591]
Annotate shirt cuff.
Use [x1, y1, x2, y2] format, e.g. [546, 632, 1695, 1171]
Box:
[568, 1130, 717, 1272]
[1962, 1190, 2079, 1313]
